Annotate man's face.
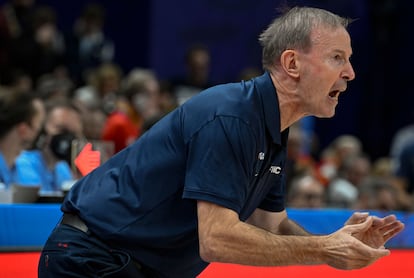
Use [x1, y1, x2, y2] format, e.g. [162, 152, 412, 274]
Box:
[297, 26, 355, 118]
[21, 99, 45, 149]
[45, 107, 83, 138]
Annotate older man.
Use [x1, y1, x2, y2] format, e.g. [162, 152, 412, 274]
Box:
[39, 7, 404, 278]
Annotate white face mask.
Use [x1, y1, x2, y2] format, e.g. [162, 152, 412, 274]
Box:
[132, 93, 149, 113]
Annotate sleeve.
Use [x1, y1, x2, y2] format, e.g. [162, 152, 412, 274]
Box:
[182, 116, 257, 213]
[258, 172, 286, 212]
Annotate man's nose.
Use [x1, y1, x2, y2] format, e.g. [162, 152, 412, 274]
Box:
[342, 62, 355, 81]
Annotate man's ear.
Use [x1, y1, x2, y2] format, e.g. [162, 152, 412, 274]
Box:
[280, 50, 300, 78]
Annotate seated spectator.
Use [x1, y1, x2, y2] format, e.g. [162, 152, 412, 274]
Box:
[284, 123, 317, 192]
[287, 175, 326, 208]
[0, 87, 45, 188]
[35, 66, 74, 101]
[158, 80, 178, 115]
[79, 105, 107, 140]
[102, 68, 163, 153]
[15, 99, 83, 194]
[372, 157, 394, 178]
[317, 134, 363, 186]
[170, 44, 212, 105]
[390, 123, 414, 160]
[73, 62, 122, 114]
[391, 140, 414, 211]
[354, 177, 399, 211]
[327, 153, 371, 208]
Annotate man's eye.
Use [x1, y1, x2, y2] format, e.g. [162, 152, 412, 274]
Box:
[334, 55, 345, 63]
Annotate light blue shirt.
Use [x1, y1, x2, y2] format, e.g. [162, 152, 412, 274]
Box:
[15, 150, 73, 194]
[0, 153, 18, 188]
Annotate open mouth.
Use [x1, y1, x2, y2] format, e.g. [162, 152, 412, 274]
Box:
[329, 90, 340, 99]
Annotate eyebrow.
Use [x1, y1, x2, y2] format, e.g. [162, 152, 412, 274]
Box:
[332, 49, 353, 58]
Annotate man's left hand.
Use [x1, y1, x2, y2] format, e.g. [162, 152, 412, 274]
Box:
[345, 212, 405, 248]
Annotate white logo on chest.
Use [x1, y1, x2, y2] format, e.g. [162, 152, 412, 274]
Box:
[269, 166, 282, 175]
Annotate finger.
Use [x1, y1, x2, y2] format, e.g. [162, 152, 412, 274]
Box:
[343, 216, 373, 234]
[383, 214, 397, 221]
[370, 215, 385, 227]
[378, 219, 405, 234]
[372, 215, 396, 227]
[382, 222, 405, 243]
[371, 246, 390, 257]
[381, 215, 397, 225]
[360, 240, 391, 257]
[345, 212, 369, 225]
[371, 215, 399, 229]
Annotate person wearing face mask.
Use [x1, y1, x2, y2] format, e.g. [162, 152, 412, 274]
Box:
[15, 99, 83, 195]
[101, 68, 163, 153]
[0, 87, 45, 189]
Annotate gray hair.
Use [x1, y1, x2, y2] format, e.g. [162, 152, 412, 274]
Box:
[259, 6, 352, 70]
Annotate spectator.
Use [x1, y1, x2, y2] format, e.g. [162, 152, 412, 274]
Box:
[372, 157, 394, 178]
[288, 175, 326, 208]
[284, 123, 317, 191]
[317, 134, 363, 185]
[15, 99, 83, 194]
[158, 80, 178, 115]
[79, 105, 107, 141]
[0, 0, 37, 84]
[102, 68, 162, 153]
[36, 67, 74, 101]
[390, 123, 414, 160]
[10, 4, 65, 84]
[64, 2, 114, 86]
[391, 140, 414, 211]
[170, 43, 212, 105]
[354, 177, 399, 211]
[0, 87, 45, 188]
[327, 153, 371, 208]
[73, 62, 122, 114]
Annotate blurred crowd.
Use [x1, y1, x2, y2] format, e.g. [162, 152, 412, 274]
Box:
[286, 127, 414, 211]
[0, 0, 413, 211]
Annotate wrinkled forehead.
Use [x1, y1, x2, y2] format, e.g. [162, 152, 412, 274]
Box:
[309, 25, 352, 54]
[311, 24, 350, 40]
